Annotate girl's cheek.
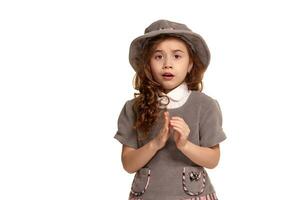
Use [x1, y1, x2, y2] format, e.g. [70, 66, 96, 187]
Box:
[155, 60, 164, 66]
[151, 61, 160, 67]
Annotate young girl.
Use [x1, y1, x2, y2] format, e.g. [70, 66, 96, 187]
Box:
[114, 19, 226, 200]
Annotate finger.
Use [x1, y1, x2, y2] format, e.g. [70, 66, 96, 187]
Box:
[172, 126, 184, 136]
[171, 123, 189, 135]
[173, 131, 180, 141]
[170, 120, 186, 129]
[171, 116, 184, 120]
[170, 118, 184, 123]
[171, 117, 186, 123]
[170, 122, 183, 130]
[170, 120, 186, 127]
[170, 118, 189, 128]
[164, 112, 170, 128]
[165, 111, 170, 121]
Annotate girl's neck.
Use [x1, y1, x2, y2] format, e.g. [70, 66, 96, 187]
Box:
[163, 82, 186, 94]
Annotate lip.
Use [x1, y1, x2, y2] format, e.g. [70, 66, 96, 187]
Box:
[162, 72, 174, 80]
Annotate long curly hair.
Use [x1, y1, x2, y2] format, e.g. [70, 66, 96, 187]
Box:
[132, 34, 207, 141]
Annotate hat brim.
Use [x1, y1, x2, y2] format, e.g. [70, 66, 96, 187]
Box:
[129, 29, 210, 72]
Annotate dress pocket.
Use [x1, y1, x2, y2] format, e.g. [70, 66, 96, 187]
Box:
[182, 166, 206, 196]
[130, 168, 151, 197]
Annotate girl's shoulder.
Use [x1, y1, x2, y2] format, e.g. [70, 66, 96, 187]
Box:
[189, 91, 223, 120]
[119, 97, 137, 115]
[190, 90, 219, 106]
[120, 97, 135, 110]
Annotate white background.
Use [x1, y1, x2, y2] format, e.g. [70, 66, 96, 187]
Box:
[1, 0, 300, 199]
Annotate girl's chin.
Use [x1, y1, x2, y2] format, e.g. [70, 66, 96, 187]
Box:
[161, 85, 178, 93]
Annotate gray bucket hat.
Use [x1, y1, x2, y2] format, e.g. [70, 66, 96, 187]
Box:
[129, 19, 211, 72]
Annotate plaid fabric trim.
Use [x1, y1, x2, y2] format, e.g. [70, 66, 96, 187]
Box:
[129, 192, 217, 200]
[130, 169, 151, 197]
[181, 192, 218, 200]
[182, 167, 206, 196]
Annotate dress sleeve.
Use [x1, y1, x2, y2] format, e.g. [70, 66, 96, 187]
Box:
[114, 100, 138, 149]
[199, 99, 227, 147]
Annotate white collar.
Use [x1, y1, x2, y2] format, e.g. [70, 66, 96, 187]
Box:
[159, 82, 191, 109]
[166, 82, 190, 101]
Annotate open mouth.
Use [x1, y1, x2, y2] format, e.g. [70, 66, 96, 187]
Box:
[162, 72, 174, 80]
[162, 73, 174, 77]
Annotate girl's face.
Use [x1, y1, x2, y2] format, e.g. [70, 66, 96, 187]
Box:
[149, 38, 193, 93]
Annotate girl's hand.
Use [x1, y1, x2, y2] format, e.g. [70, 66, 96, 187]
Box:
[170, 117, 190, 150]
[151, 111, 171, 151]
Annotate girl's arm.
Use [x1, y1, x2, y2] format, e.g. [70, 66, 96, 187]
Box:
[121, 112, 171, 174]
[179, 143, 220, 169]
[121, 140, 158, 174]
[170, 116, 221, 169]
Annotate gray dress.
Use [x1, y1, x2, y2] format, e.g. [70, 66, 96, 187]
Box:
[114, 91, 227, 200]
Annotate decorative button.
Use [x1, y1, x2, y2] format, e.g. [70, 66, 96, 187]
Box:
[189, 171, 201, 181]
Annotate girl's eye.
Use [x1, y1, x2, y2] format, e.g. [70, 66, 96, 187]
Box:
[154, 55, 163, 60]
[174, 55, 181, 59]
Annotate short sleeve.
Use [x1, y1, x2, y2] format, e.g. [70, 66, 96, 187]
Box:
[199, 99, 227, 147]
[114, 100, 138, 149]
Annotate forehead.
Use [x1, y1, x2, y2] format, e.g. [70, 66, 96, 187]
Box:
[153, 37, 188, 51]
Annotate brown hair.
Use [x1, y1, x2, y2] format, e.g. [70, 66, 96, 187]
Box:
[132, 34, 207, 140]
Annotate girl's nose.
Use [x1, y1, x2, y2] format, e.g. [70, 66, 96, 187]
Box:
[163, 56, 173, 69]
[163, 64, 172, 69]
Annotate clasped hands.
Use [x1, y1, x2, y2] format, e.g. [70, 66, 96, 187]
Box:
[152, 111, 190, 151]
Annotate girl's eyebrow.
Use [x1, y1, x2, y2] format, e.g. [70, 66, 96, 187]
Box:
[173, 49, 185, 53]
[153, 49, 185, 53]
